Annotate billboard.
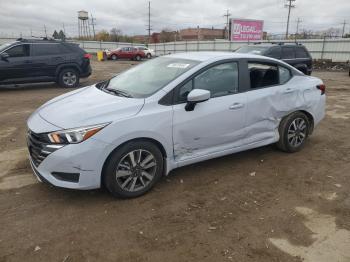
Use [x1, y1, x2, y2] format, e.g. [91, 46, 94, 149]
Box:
[231, 19, 264, 41]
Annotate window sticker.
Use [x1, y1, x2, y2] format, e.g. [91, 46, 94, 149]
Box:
[167, 63, 190, 69]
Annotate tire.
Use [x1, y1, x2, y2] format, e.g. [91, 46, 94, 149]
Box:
[276, 112, 310, 153]
[111, 54, 118, 60]
[103, 140, 164, 198]
[147, 53, 152, 59]
[135, 55, 141, 61]
[58, 68, 79, 88]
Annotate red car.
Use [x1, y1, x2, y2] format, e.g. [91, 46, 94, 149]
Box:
[107, 47, 146, 61]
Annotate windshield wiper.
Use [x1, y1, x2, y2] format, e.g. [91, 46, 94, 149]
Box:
[104, 88, 133, 98]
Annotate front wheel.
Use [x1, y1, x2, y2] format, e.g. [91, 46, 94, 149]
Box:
[58, 68, 79, 88]
[111, 54, 118, 60]
[276, 112, 310, 153]
[103, 141, 164, 198]
[147, 53, 152, 59]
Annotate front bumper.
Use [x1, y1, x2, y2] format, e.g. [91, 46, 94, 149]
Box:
[28, 136, 113, 190]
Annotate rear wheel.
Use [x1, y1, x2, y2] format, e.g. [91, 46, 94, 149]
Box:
[103, 141, 164, 198]
[147, 53, 152, 59]
[277, 112, 310, 153]
[135, 55, 141, 61]
[58, 68, 79, 88]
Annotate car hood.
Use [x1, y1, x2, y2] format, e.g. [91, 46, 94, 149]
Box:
[37, 85, 145, 130]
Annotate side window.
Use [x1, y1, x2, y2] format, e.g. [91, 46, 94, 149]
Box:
[178, 80, 193, 102]
[32, 44, 62, 56]
[295, 47, 309, 58]
[279, 66, 292, 84]
[266, 46, 281, 59]
[176, 62, 239, 102]
[5, 45, 30, 57]
[122, 47, 129, 51]
[281, 47, 295, 59]
[248, 63, 279, 89]
[193, 62, 239, 98]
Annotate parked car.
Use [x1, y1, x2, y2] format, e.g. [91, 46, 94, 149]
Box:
[0, 38, 91, 88]
[136, 46, 155, 58]
[235, 43, 313, 75]
[107, 47, 146, 61]
[27, 52, 325, 198]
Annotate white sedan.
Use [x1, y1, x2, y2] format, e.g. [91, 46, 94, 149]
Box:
[137, 46, 155, 58]
[27, 52, 325, 198]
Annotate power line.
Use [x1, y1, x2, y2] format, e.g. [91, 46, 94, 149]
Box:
[285, 0, 296, 39]
[223, 9, 231, 40]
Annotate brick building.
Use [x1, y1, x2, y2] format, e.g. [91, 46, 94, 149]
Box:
[179, 27, 225, 41]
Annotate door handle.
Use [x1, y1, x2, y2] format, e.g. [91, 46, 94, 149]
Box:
[24, 60, 33, 64]
[229, 103, 244, 110]
[283, 88, 294, 94]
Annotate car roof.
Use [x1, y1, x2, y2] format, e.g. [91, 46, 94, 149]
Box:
[163, 51, 277, 62]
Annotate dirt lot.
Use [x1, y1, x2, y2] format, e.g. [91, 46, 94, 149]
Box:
[0, 60, 349, 262]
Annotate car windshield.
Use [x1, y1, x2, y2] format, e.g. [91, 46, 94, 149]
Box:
[105, 57, 200, 98]
[0, 42, 16, 53]
[235, 46, 270, 55]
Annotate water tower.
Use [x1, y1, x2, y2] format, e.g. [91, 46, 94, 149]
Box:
[78, 10, 91, 39]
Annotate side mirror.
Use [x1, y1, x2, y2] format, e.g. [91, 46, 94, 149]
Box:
[185, 89, 210, 111]
[0, 52, 9, 61]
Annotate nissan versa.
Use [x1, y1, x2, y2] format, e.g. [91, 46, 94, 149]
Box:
[27, 52, 326, 198]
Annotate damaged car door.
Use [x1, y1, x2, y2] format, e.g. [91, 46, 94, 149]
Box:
[172, 61, 247, 162]
[244, 61, 300, 145]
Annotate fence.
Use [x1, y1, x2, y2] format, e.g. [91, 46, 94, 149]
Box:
[1, 37, 350, 62]
[0, 38, 145, 53]
[148, 39, 350, 62]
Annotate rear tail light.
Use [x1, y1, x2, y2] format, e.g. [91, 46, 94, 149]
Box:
[317, 84, 326, 95]
[84, 53, 92, 59]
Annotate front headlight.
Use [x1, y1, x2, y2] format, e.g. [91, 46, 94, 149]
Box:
[48, 123, 110, 144]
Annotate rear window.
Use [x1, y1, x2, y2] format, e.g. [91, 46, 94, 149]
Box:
[295, 47, 309, 58]
[32, 43, 63, 56]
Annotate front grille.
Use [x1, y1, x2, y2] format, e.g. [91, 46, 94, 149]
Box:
[27, 130, 62, 167]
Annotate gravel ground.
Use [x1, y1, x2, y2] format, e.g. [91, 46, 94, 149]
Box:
[0, 59, 349, 262]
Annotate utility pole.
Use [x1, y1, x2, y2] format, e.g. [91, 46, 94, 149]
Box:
[62, 22, 66, 39]
[44, 25, 47, 38]
[341, 20, 347, 38]
[147, 1, 151, 44]
[90, 14, 96, 40]
[223, 9, 231, 40]
[296, 18, 302, 35]
[285, 0, 296, 39]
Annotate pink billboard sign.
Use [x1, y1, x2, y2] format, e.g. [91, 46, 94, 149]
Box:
[231, 19, 264, 41]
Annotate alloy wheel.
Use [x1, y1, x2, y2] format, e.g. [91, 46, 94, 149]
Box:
[287, 118, 307, 147]
[62, 72, 77, 86]
[115, 149, 157, 192]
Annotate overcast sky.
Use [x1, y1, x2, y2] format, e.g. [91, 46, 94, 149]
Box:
[0, 0, 349, 38]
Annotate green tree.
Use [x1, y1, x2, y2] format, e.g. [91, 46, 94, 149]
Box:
[52, 30, 59, 39]
[58, 30, 66, 41]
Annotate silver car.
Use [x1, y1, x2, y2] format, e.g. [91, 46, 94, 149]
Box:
[27, 52, 326, 198]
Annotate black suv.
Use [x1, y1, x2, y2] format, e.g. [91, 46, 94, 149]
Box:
[0, 38, 91, 88]
[236, 43, 312, 75]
